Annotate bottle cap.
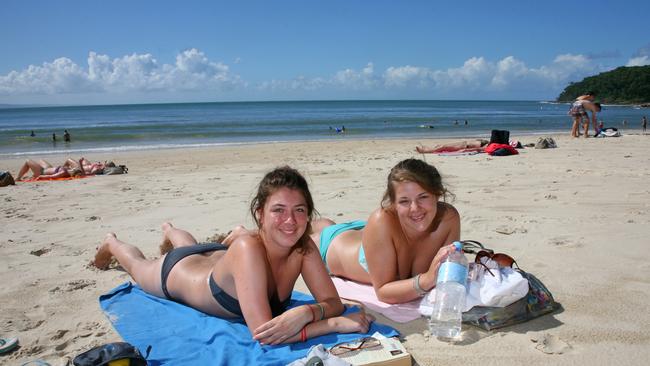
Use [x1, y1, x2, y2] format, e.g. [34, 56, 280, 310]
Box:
[452, 241, 462, 252]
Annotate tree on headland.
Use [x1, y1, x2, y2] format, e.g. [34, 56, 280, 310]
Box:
[557, 65, 650, 105]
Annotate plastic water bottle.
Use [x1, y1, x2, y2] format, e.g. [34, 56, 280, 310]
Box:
[428, 241, 469, 340]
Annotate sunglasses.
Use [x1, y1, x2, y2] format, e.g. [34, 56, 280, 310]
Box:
[475, 250, 518, 268]
[329, 337, 382, 356]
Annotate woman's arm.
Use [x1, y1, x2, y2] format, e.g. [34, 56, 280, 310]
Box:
[301, 240, 345, 318]
[226, 236, 323, 345]
[226, 236, 288, 335]
[417, 205, 461, 291]
[362, 209, 413, 304]
[252, 240, 372, 344]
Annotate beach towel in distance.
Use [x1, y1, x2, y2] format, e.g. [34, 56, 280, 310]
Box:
[19, 175, 92, 182]
[99, 282, 399, 366]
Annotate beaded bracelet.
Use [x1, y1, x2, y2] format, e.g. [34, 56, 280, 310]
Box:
[413, 273, 427, 296]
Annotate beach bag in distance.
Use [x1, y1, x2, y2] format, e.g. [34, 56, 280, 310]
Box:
[460, 240, 560, 331]
[489, 129, 510, 145]
[73, 342, 149, 366]
[535, 137, 557, 149]
[103, 165, 128, 175]
[0, 171, 16, 187]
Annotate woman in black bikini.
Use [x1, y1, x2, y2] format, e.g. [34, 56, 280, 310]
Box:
[92, 166, 373, 345]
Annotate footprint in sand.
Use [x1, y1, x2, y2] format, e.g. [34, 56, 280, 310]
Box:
[30, 247, 52, 256]
[50, 329, 69, 341]
[50, 279, 96, 294]
[495, 225, 528, 235]
[530, 333, 572, 354]
[9, 314, 45, 332]
[548, 236, 583, 248]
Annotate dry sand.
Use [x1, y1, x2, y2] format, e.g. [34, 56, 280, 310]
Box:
[1, 134, 649, 365]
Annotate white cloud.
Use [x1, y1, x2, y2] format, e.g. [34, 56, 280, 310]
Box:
[333, 63, 379, 89]
[0, 48, 241, 96]
[258, 76, 328, 92]
[626, 56, 650, 66]
[384, 65, 433, 87]
[0, 57, 96, 95]
[0, 49, 619, 101]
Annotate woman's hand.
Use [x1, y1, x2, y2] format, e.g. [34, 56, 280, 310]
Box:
[252, 305, 311, 345]
[421, 243, 456, 291]
[334, 311, 375, 334]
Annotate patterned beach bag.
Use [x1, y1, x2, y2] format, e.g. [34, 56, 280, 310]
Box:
[460, 240, 560, 331]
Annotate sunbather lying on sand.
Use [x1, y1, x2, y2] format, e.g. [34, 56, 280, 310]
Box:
[309, 159, 461, 304]
[63, 157, 114, 175]
[92, 166, 373, 345]
[416, 139, 489, 154]
[15, 159, 84, 181]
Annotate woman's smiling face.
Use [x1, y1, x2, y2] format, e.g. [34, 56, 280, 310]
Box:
[392, 181, 438, 233]
[259, 187, 309, 249]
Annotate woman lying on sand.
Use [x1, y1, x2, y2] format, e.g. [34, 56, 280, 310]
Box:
[15, 159, 84, 181]
[416, 139, 489, 154]
[63, 157, 112, 175]
[311, 158, 460, 304]
[92, 166, 373, 345]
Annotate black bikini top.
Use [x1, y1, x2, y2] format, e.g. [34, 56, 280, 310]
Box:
[208, 275, 290, 317]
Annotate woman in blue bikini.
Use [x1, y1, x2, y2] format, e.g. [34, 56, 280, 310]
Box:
[92, 166, 372, 345]
[311, 158, 461, 304]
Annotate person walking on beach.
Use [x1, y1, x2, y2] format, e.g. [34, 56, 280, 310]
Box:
[642, 116, 647, 134]
[63, 130, 71, 142]
[52, 133, 56, 142]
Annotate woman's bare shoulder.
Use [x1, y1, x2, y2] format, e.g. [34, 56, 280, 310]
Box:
[438, 202, 460, 221]
[365, 208, 400, 240]
[367, 207, 396, 225]
[227, 232, 265, 257]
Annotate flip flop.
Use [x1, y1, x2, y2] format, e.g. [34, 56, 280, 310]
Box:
[21, 361, 52, 366]
[0, 337, 19, 354]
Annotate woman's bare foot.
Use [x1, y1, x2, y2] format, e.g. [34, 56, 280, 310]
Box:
[93, 233, 117, 270]
[159, 222, 174, 255]
[415, 145, 424, 153]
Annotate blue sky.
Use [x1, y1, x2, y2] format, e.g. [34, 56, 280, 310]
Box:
[1, 0, 649, 105]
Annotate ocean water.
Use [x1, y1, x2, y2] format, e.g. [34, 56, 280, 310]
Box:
[0, 100, 646, 156]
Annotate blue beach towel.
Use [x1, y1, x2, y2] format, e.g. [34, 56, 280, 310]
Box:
[99, 282, 399, 366]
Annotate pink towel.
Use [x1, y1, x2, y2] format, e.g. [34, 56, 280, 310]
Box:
[332, 277, 422, 323]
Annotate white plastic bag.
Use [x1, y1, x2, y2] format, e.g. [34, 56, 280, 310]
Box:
[466, 259, 529, 309]
[419, 259, 529, 317]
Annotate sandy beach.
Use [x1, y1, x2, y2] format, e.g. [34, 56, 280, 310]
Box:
[1, 134, 650, 365]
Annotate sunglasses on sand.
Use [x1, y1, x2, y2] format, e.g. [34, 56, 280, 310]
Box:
[329, 337, 382, 356]
[461, 240, 519, 272]
[475, 250, 518, 269]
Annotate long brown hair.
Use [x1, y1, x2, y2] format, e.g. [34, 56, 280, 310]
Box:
[250, 166, 315, 253]
[381, 158, 453, 208]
